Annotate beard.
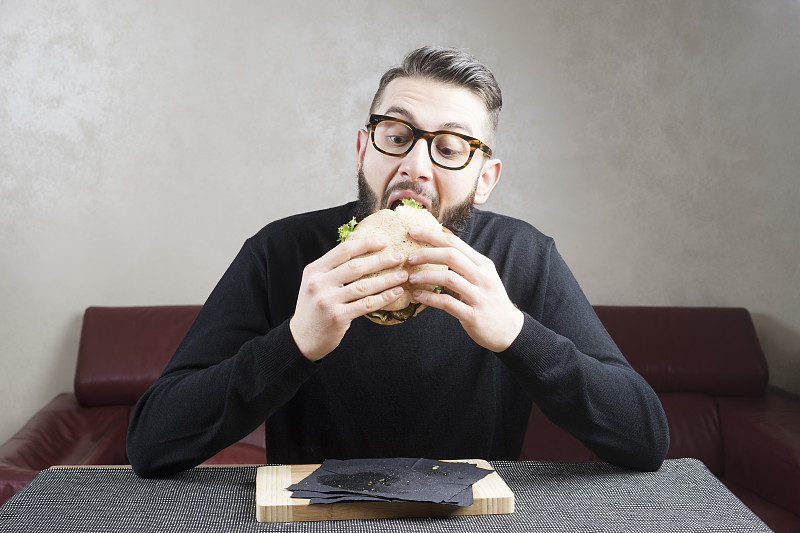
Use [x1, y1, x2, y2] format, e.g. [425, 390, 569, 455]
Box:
[355, 166, 478, 235]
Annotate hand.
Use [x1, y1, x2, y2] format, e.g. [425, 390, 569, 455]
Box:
[290, 237, 408, 361]
[406, 226, 524, 353]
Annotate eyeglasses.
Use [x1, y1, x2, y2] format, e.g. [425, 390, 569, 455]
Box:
[366, 114, 493, 171]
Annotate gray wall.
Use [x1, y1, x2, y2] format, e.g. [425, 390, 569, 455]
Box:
[2, 0, 799, 444]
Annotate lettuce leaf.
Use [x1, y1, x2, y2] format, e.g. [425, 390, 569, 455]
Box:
[400, 198, 424, 209]
[337, 217, 358, 243]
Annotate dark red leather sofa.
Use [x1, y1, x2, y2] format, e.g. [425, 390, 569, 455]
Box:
[521, 306, 800, 532]
[1, 305, 798, 531]
[0, 306, 267, 507]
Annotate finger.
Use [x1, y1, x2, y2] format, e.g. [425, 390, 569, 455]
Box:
[330, 249, 406, 286]
[344, 270, 409, 303]
[407, 226, 484, 265]
[408, 269, 475, 303]
[316, 237, 390, 272]
[407, 247, 478, 284]
[339, 286, 405, 321]
[411, 288, 472, 320]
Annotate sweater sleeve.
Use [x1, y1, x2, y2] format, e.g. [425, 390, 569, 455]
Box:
[496, 244, 670, 472]
[126, 239, 319, 478]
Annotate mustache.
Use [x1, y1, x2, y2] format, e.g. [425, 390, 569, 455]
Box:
[380, 182, 440, 216]
[355, 164, 475, 236]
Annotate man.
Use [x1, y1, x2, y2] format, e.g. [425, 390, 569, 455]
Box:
[127, 46, 669, 477]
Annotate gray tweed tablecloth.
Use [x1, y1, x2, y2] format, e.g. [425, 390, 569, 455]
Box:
[0, 458, 770, 532]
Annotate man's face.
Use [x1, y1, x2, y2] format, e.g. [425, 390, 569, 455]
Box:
[355, 77, 501, 233]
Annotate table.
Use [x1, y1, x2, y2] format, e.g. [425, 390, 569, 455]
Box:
[0, 459, 770, 532]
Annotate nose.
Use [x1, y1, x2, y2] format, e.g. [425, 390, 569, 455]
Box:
[397, 137, 434, 182]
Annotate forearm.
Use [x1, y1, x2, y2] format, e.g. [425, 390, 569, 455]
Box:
[126, 320, 318, 477]
[498, 313, 669, 471]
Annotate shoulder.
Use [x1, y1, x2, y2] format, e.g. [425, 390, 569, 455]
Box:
[466, 208, 555, 254]
[258, 202, 356, 237]
[236, 202, 357, 269]
[248, 202, 356, 246]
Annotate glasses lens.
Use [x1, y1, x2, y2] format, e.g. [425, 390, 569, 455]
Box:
[372, 118, 475, 169]
[431, 134, 471, 169]
[373, 120, 414, 155]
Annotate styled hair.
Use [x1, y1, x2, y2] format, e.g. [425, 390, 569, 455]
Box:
[369, 46, 502, 142]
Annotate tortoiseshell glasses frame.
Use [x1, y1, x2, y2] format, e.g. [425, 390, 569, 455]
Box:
[367, 114, 493, 171]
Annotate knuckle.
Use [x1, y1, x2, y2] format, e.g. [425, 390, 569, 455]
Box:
[366, 289, 397, 310]
[439, 297, 456, 314]
[353, 277, 371, 296]
[362, 294, 379, 310]
[346, 258, 363, 274]
[349, 254, 376, 275]
[446, 271, 460, 287]
[381, 252, 402, 267]
[441, 292, 456, 307]
[315, 296, 331, 312]
[328, 305, 347, 324]
[304, 275, 321, 294]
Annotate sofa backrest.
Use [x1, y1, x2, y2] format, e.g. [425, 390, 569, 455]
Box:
[594, 306, 768, 396]
[73, 304, 768, 406]
[522, 306, 770, 472]
[74, 306, 202, 406]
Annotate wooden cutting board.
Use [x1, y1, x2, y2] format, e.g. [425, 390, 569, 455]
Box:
[255, 459, 514, 523]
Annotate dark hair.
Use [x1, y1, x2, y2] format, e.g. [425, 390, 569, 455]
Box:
[369, 46, 502, 141]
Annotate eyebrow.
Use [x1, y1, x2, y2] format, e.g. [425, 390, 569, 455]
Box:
[383, 106, 474, 136]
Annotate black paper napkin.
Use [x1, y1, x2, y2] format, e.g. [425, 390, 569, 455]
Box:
[287, 458, 492, 506]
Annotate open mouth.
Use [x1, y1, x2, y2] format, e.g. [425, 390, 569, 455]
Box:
[386, 191, 431, 212]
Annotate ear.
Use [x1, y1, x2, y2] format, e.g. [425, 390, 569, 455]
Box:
[473, 158, 502, 205]
[355, 128, 369, 174]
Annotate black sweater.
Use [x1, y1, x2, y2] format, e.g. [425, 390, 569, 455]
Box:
[127, 202, 669, 477]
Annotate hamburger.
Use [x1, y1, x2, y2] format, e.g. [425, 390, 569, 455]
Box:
[338, 199, 448, 325]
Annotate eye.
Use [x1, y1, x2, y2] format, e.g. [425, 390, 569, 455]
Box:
[376, 121, 413, 151]
[386, 133, 411, 146]
[433, 135, 468, 160]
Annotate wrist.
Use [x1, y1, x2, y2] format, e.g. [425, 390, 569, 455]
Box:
[289, 317, 325, 362]
[496, 308, 524, 353]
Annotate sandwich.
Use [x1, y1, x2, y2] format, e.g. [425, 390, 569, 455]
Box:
[338, 199, 448, 325]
